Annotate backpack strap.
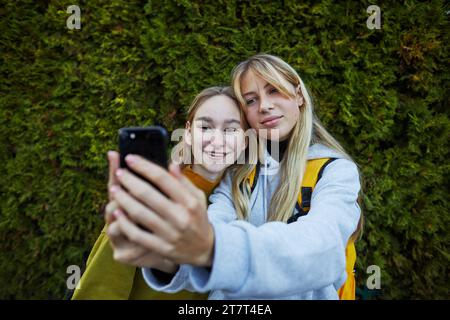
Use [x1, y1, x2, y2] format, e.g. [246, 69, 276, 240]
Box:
[248, 163, 260, 193]
[246, 158, 337, 223]
[287, 158, 337, 224]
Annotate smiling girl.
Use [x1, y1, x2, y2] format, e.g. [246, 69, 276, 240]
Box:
[71, 86, 246, 299]
[105, 54, 363, 300]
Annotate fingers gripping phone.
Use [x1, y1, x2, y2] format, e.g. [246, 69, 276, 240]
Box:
[118, 126, 169, 188]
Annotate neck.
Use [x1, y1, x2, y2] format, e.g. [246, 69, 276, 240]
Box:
[265, 138, 289, 162]
[191, 164, 222, 182]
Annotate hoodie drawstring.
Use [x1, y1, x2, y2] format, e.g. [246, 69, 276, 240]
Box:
[264, 159, 268, 221]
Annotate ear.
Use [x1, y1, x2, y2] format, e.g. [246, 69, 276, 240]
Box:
[184, 121, 192, 146]
[295, 85, 304, 107]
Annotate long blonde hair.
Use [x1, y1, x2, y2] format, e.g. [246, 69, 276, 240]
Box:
[231, 54, 363, 242]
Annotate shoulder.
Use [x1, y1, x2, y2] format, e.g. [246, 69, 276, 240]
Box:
[323, 158, 359, 178]
[306, 143, 360, 185]
[314, 158, 361, 197]
[307, 143, 343, 160]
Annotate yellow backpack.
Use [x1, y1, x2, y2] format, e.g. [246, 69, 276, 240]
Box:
[247, 158, 356, 300]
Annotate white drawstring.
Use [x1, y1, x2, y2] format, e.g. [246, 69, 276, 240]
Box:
[264, 158, 268, 221]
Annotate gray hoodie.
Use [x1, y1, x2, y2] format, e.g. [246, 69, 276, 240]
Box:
[142, 143, 361, 299]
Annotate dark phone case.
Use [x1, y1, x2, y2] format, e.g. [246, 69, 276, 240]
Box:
[118, 126, 169, 183]
[118, 126, 169, 232]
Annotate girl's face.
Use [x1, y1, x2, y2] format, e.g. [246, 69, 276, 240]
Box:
[185, 95, 246, 177]
[240, 70, 303, 141]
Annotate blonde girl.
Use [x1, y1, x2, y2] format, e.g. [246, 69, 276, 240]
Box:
[105, 54, 362, 300]
[72, 86, 247, 299]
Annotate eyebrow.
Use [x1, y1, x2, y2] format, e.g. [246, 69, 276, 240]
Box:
[242, 83, 273, 97]
[195, 117, 241, 125]
[224, 119, 241, 125]
[195, 116, 213, 123]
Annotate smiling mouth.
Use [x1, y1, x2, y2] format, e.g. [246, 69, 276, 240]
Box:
[205, 151, 228, 158]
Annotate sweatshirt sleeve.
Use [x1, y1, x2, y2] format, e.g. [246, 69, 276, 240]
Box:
[188, 158, 361, 298]
[141, 264, 195, 293]
[141, 171, 239, 293]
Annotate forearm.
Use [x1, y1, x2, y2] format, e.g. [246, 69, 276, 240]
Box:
[189, 219, 349, 298]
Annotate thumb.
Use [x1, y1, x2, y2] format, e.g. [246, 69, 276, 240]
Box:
[169, 163, 203, 199]
[107, 151, 120, 199]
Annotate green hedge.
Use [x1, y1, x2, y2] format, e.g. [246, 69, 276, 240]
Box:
[1, 0, 448, 299]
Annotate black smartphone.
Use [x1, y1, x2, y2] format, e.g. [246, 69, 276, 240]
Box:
[118, 126, 169, 182]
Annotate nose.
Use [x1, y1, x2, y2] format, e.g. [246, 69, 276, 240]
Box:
[210, 129, 225, 147]
[259, 94, 273, 113]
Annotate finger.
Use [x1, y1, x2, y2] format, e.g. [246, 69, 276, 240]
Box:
[114, 168, 177, 220]
[108, 151, 120, 199]
[109, 184, 178, 241]
[114, 211, 173, 258]
[169, 163, 206, 201]
[107, 222, 150, 263]
[104, 200, 119, 225]
[168, 163, 208, 217]
[113, 242, 151, 264]
[168, 162, 183, 179]
[107, 220, 128, 248]
[125, 154, 198, 208]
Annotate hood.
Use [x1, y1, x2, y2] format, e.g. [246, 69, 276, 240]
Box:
[307, 143, 345, 160]
[263, 143, 344, 173]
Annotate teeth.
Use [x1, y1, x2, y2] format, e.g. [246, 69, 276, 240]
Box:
[208, 151, 226, 157]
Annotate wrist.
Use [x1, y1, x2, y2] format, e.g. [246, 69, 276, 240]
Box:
[200, 223, 215, 267]
[157, 260, 179, 274]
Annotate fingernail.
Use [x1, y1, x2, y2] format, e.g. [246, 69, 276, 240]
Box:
[115, 169, 124, 177]
[169, 163, 181, 178]
[113, 209, 122, 218]
[125, 154, 137, 165]
[110, 185, 119, 193]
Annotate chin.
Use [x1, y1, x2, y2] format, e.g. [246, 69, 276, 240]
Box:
[203, 163, 228, 174]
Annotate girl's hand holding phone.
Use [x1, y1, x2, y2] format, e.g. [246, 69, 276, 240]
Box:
[107, 215, 178, 273]
[104, 151, 176, 272]
[106, 153, 215, 268]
